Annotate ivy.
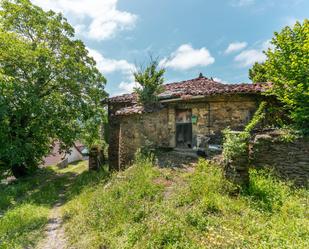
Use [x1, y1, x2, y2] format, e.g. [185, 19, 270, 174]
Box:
[223, 101, 267, 161]
[223, 129, 249, 160]
[245, 101, 267, 133]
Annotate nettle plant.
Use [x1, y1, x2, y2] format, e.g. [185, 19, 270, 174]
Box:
[223, 101, 267, 161]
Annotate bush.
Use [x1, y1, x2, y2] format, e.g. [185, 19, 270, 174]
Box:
[134, 59, 165, 105]
[245, 169, 292, 212]
[244, 101, 267, 133]
[222, 129, 249, 161]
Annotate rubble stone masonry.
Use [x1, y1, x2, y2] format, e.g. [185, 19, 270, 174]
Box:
[109, 94, 260, 169]
[250, 133, 309, 186]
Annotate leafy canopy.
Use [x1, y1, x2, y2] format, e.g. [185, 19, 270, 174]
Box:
[0, 0, 107, 176]
[134, 59, 165, 105]
[249, 62, 268, 83]
[249, 20, 309, 132]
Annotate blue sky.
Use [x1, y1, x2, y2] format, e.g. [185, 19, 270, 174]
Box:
[32, 0, 308, 96]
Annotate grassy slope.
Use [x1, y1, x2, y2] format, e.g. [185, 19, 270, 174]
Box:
[0, 161, 88, 249]
[1, 159, 308, 249]
[62, 158, 309, 249]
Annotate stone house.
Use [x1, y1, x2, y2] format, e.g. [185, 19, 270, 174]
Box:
[108, 74, 271, 170]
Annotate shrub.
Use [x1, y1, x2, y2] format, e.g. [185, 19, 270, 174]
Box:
[222, 129, 249, 161]
[245, 169, 292, 212]
[134, 59, 165, 105]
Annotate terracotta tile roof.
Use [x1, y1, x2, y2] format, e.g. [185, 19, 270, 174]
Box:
[108, 93, 138, 104]
[115, 104, 164, 116]
[109, 76, 271, 104]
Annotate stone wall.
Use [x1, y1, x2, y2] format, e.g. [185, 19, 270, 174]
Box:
[223, 132, 309, 187]
[118, 109, 170, 169]
[168, 95, 259, 144]
[250, 133, 309, 186]
[109, 94, 260, 170]
[89, 146, 105, 171]
[223, 131, 250, 186]
[108, 103, 126, 170]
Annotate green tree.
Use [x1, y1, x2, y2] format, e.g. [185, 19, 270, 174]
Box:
[249, 20, 309, 132]
[0, 0, 107, 177]
[80, 110, 108, 149]
[249, 62, 268, 83]
[134, 59, 165, 105]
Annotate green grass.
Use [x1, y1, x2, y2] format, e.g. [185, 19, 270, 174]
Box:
[62, 158, 309, 249]
[1, 158, 308, 249]
[0, 161, 89, 249]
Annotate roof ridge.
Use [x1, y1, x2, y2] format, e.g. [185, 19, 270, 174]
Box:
[108, 77, 271, 103]
[165, 76, 224, 87]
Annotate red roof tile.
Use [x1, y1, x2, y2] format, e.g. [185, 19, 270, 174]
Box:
[108, 93, 138, 104]
[115, 104, 164, 116]
[109, 76, 271, 104]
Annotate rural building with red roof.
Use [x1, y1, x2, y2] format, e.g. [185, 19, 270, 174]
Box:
[107, 74, 272, 170]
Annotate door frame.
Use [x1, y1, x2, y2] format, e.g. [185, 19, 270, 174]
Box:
[175, 109, 193, 148]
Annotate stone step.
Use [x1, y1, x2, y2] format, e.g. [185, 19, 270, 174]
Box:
[173, 148, 199, 158]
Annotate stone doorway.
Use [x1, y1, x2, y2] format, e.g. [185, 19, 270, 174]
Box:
[176, 109, 192, 148]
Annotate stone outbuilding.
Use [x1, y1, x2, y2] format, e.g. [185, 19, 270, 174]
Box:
[108, 74, 271, 170]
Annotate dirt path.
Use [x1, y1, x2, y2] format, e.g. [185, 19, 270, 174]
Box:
[161, 164, 196, 200]
[36, 176, 75, 249]
[155, 150, 198, 200]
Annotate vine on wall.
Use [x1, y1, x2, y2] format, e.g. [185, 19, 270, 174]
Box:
[223, 101, 267, 161]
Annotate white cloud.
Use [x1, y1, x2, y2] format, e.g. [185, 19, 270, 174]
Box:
[87, 48, 135, 76]
[233, 39, 275, 67]
[32, 0, 137, 40]
[85, 48, 138, 96]
[160, 44, 215, 70]
[118, 81, 139, 93]
[224, 42, 247, 54]
[231, 0, 255, 7]
[234, 49, 266, 67]
[261, 40, 275, 51]
[87, 48, 137, 95]
[213, 77, 229, 84]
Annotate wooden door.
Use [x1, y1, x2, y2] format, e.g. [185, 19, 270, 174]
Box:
[175, 109, 192, 148]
